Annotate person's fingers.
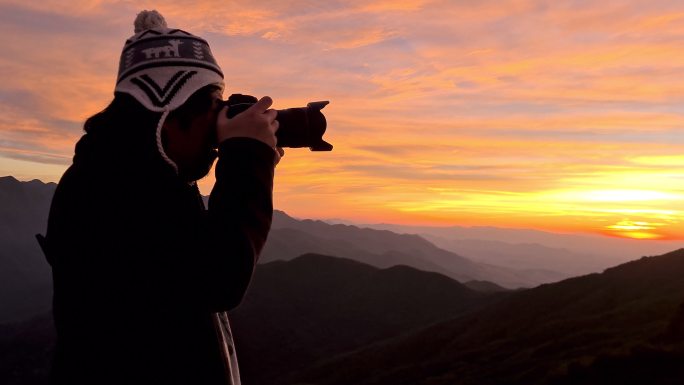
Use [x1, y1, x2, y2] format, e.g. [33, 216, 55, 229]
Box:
[264, 108, 278, 122]
[216, 97, 279, 147]
[250, 96, 273, 113]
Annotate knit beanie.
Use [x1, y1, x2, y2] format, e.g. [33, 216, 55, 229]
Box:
[114, 10, 224, 173]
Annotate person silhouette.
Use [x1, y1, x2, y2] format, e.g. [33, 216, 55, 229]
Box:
[37, 10, 282, 385]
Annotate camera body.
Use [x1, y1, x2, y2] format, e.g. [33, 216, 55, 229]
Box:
[223, 94, 333, 151]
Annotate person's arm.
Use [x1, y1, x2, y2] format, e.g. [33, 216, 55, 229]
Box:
[191, 96, 280, 312]
[200, 136, 275, 311]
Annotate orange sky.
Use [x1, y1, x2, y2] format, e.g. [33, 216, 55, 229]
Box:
[1, 1, 683, 240]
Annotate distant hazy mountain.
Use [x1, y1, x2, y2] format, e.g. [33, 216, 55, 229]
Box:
[0, 176, 55, 323]
[321, 220, 683, 280]
[350, 221, 682, 262]
[266, 210, 562, 288]
[289, 248, 684, 385]
[422, 235, 617, 278]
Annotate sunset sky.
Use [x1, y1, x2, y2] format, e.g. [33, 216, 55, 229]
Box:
[1, 1, 684, 240]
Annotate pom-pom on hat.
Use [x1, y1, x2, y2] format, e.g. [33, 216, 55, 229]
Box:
[115, 10, 225, 173]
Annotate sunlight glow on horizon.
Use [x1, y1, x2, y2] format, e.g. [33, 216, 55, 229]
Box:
[1, 1, 684, 241]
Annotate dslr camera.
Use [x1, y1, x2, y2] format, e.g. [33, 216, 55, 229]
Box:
[222, 94, 333, 151]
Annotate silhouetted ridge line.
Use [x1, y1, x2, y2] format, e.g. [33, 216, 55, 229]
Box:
[286, 248, 684, 385]
[229, 253, 501, 385]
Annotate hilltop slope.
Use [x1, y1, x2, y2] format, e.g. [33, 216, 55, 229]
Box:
[291, 249, 684, 385]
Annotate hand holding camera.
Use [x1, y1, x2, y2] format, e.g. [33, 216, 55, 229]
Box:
[221, 94, 333, 152]
[216, 96, 279, 148]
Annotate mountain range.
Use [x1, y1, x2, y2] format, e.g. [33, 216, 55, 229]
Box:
[2, 250, 683, 385]
[2, 175, 683, 384]
[264, 211, 564, 287]
[346, 221, 682, 269]
[0, 175, 619, 324]
[230, 253, 505, 385]
[2, 175, 680, 322]
[287, 249, 684, 385]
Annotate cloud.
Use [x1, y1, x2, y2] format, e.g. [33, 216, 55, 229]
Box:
[0, 146, 71, 165]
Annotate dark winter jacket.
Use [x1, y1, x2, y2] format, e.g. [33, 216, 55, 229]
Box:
[41, 121, 275, 384]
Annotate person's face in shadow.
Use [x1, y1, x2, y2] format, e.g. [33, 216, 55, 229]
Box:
[163, 88, 224, 182]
